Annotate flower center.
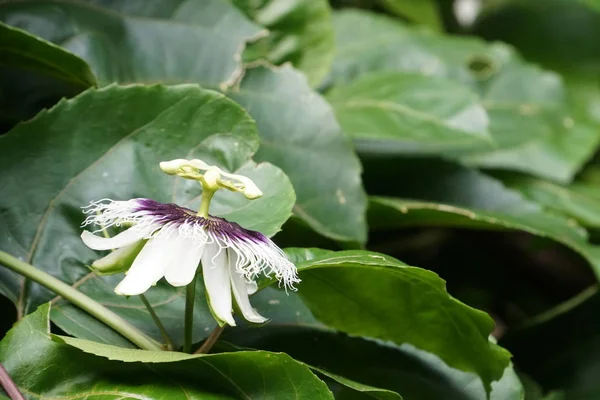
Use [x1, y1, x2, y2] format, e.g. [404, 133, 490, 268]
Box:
[159, 158, 264, 218]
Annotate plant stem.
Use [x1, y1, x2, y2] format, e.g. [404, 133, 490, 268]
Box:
[0, 363, 25, 400]
[194, 325, 224, 354]
[139, 294, 174, 350]
[97, 218, 171, 349]
[183, 277, 197, 353]
[197, 188, 215, 217]
[0, 251, 162, 351]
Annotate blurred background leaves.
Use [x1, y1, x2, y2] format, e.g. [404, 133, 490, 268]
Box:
[2, 0, 600, 399]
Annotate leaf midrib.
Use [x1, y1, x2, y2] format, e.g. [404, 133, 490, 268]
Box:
[332, 98, 487, 138]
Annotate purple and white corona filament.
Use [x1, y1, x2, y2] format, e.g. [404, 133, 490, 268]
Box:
[80, 197, 299, 326]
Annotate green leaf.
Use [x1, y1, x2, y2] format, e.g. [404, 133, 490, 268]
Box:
[0, 84, 295, 347]
[376, 0, 443, 31]
[365, 157, 600, 277]
[0, 303, 334, 399]
[277, 249, 511, 394]
[0, 22, 95, 131]
[174, 160, 295, 236]
[233, 0, 335, 87]
[581, 0, 600, 13]
[217, 288, 403, 399]
[474, 0, 600, 77]
[329, 9, 599, 182]
[0, 1, 366, 243]
[227, 286, 522, 400]
[228, 65, 368, 243]
[0, 0, 264, 88]
[317, 368, 403, 400]
[325, 72, 493, 154]
[502, 285, 600, 398]
[66, 330, 398, 400]
[499, 174, 600, 228]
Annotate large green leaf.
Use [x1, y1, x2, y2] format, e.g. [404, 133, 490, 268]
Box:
[581, 0, 600, 12]
[62, 331, 394, 400]
[228, 65, 368, 243]
[502, 286, 600, 398]
[0, 0, 264, 88]
[474, 0, 600, 77]
[364, 157, 600, 277]
[271, 248, 512, 394]
[0, 1, 366, 243]
[213, 290, 401, 400]
[0, 303, 333, 399]
[375, 0, 443, 31]
[499, 174, 600, 228]
[75, 0, 335, 86]
[0, 84, 295, 348]
[0, 22, 95, 132]
[329, 9, 599, 182]
[233, 0, 335, 87]
[227, 262, 521, 400]
[227, 326, 522, 400]
[318, 369, 403, 400]
[325, 71, 493, 154]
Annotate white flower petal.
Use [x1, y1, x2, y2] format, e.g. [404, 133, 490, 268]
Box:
[228, 251, 267, 324]
[202, 244, 235, 326]
[114, 233, 178, 296]
[164, 239, 204, 287]
[246, 280, 258, 295]
[81, 228, 148, 251]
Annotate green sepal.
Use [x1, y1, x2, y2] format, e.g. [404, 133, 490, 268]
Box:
[90, 240, 146, 276]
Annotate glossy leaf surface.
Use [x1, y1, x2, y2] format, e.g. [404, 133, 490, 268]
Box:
[0, 303, 333, 399]
[0, 84, 294, 347]
[279, 249, 512, 394]
[229, 65, 368, 243]
[0, 22, 95, 131]
[329, 9, 598, 182]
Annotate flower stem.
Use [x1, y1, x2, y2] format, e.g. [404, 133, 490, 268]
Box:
[97, 215, 171, 350]
[139, 294, 174, 350]
[0, 251, 162, 351]
[0, 363, 25, 400]
[194, 325, 224, 354]
[183, 277, 197, 353]
[197, 189, 215, 217]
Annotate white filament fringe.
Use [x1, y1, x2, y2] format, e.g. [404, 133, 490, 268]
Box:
[82, 198, 300, 290]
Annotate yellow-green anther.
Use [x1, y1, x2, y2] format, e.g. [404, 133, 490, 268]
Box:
[216, 169, 262, 199]
[159, 158, 263, 200]
[159, 159, 188, 175]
